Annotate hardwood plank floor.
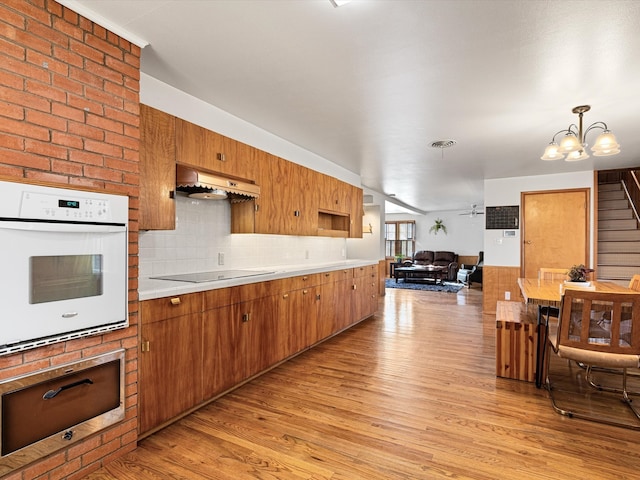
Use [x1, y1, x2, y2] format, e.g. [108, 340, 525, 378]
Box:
[84, 287, 640, 479]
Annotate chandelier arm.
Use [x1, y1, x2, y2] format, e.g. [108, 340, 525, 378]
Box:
[550, 129, 571, 143]
[583, 122, 609, 139]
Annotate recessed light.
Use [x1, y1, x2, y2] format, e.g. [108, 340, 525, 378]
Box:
[430, 140, 457, 149]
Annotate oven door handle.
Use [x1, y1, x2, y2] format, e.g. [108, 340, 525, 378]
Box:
[0, 221, 125, 234]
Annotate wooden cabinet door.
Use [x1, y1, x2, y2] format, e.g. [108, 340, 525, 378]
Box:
[349, 185, 363, 238]
[281, 286, 319, 355]
[237, 295, 281, 378]
[139, 104, 176, 230]
[176, 118, 250, 178]
[138, 313, 203, 434]
[285, 162, 316, 236]
[202, 304, 242, 399]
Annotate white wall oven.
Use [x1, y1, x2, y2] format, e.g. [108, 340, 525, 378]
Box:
[0, 180, 129, 355]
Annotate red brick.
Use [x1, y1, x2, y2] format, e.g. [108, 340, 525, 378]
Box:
[52, 72, 83, 95]
[47, 0, 63, 18]
[84, 139, 122, 158]
[0, 53, 51, 84]
[66, 433, 101, 460]
[27, 49, 69, 76]
[61, 4, 79, 25]
[51, 158, 83, 175]
[93, 23, 107, 41]
[64, 334, 103, 353]
[104, 106, 138, 128]
[48, 350, 82, 367]
[0, 164, 24, 177]
[0, 357, 50, 380]
[0, 69, 25, 90]
[68, 121, 104, 141]
[25, 79, 68, 105]
[0, 4, 26, 29]
[51, 102, 85, 122]
[68, 176, 103, 189]
[14, 26, 53, 55]
[105, 55, 139, 80]
[0, 148, 51, 169]
[0, 351, 23, 370]
[22, 450, 66, 479]
[22, 341, 65, 363]
[0, 133, 24, 151]
[48, 456, 82, 480]
[0, 101, 24, 120]
[69, 65, 103, 89]
[27, 17, 68, 48]
[123, 76, 140, 92]
[85, 33, 124, 62]
[68, 149, 104, 167]
[67, 94, 104, 116]
[105, 132, 139, 152]
[3, 0, 52, 25]
[83, 164, 124, 183]
[25, 169, 69, 184]
[52, 44, 83, 68]
[123, 51, 140, 70]
[85, 58, 124, 85]
[69, 37, 104, 65]
[51, 15, 83, 41]
[0, 37, 26, 60]
[0, 468, 22, 480]
[26, 109, 68, 131]
[85, 85, 124, 109]
[51, 131, 83, 149]
[86, 112, 123, 134]
[0, 116, 50, 140]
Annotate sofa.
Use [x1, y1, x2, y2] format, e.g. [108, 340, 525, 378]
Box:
[457, 251, 483, 288]
[404, 250, 459, 282]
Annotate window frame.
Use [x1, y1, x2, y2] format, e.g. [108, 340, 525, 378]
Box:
[384, 220, 416, 260]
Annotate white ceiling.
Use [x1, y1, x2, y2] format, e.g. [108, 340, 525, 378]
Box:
[65, 0, 640, 214]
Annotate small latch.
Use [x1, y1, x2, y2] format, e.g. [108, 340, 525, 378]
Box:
[216, 153, 226, 162]
[294, 210, 300, 217]
[170, 297, 181, 305]
[242, 313, 251, 322]
[62, 430, 74, 441]
[141, 340, 150, 352]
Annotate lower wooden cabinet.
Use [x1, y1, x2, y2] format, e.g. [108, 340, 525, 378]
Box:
[139, 264, 379, 435]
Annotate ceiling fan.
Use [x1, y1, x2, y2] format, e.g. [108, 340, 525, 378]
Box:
[459, 204, 484, 218]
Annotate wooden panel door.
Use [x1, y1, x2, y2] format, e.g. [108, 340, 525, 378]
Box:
[139, 104, 176, 230]
[521, 188, 590, 279]
[202, 304, 241, 399]
[138, 313, 203, 434]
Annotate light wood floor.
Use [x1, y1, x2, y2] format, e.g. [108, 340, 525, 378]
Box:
[84, 287, 640, 479]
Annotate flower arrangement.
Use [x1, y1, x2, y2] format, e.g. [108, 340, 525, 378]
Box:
[429, 218, 447, 235]
[567, 264, 593, 282]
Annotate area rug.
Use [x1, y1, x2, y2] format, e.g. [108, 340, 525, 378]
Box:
[385, 278, 464, 293]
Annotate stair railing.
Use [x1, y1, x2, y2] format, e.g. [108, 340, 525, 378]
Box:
[620, 170, 640, 226]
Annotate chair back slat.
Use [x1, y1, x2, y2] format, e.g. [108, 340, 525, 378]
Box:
[558, 289, 640, 355]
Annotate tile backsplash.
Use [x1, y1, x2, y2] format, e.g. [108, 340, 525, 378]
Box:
[139, 195, 348, 277]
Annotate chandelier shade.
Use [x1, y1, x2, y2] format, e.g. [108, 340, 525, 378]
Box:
[540, 105, 621, 161]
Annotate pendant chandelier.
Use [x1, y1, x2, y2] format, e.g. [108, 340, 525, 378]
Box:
[540, 105, 620, 161]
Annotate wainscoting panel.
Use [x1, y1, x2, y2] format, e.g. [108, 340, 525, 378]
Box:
[482, 266, 523, 314]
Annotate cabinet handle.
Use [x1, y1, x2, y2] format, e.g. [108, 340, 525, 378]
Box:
[316, 294, 321, 301]
[324, 273, 330, 277]
[294, 210, 300, 217]
[169, 190, 175, 199]
[352, 284, 357, 290]
[242, 313, 251, 322]
[282, 293, 289, 299]
[302, 276, 308, 281]
[302, 289, 309, 295]
[216, 153, 226, 162]
[170, 297, 181, 305]
[141, 340, 150, 352]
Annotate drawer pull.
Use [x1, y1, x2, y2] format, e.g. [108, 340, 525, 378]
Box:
[43, 378, 93, 400]
[242, 313, 251, 322]
[170, 297, 181, 305]
[283, 293, 289, 299]
[302, 289, 309, 295]
[302, 276, 308, 280]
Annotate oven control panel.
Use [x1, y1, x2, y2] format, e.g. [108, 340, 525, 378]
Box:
[19, 192, 112, 222]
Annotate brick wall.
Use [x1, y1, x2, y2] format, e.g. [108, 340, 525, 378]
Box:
[0, 1, 140, 479]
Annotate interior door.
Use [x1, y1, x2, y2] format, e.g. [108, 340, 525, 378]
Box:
[521, 188, 590, 278]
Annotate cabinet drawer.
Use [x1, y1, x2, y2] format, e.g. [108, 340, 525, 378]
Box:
[140, 292, 202, 325]
[230, 281, 275, 304]
[353, 265, 376, 278]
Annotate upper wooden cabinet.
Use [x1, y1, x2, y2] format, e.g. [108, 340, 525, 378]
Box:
[139, 105, 176, 230]
[176, 118, 252, 180]
[140, 105, 364, 237]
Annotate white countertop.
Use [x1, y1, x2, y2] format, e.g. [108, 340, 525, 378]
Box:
[138, 260, 378, 301]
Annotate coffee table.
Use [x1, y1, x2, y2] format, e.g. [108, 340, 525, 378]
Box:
[394, 265, 449, 284]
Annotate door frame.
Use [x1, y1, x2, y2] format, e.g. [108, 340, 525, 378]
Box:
[520, 187, 591, 278]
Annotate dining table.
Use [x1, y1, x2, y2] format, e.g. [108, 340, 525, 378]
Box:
[517, 277, 633, 388]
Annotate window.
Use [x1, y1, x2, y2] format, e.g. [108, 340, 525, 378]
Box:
[385, 221, 416, 259]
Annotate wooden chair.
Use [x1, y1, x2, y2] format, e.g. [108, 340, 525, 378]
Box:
[545, 289, 640, 426]
[629, 274, 640, 292]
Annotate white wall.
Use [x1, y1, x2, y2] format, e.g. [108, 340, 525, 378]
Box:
[385, 209, 484, 257]
[484, 171, 594, 267]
